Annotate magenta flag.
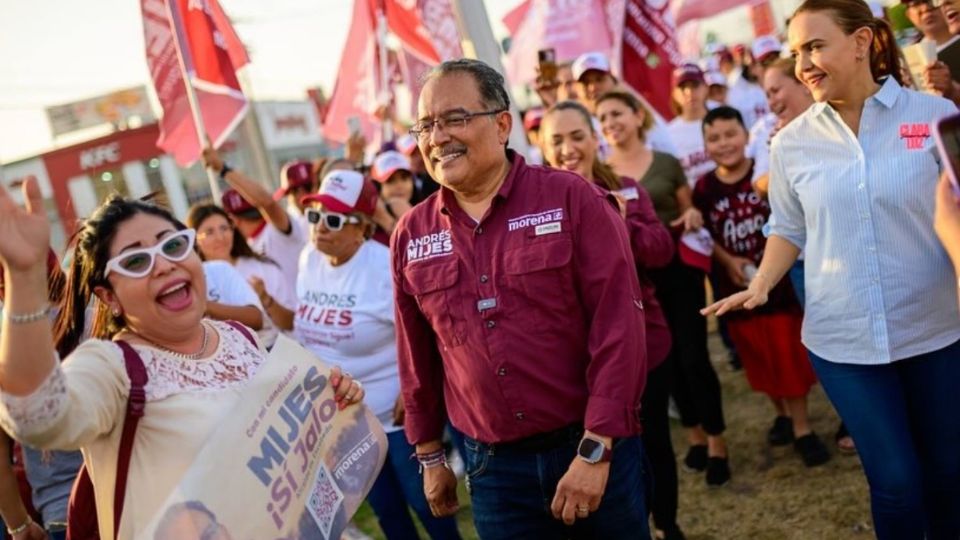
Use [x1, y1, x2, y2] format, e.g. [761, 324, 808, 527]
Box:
[141, 0, 249, 166]
[504, 0, 613, 86]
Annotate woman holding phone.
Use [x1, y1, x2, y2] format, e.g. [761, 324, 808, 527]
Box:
[705, 1, 960, 538]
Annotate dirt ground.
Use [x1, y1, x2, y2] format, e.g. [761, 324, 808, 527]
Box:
[354, 332, 875, 539]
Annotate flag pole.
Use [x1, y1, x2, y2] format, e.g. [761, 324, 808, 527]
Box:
[165, 0, 224, 202]
[450, 0, 529, 155]
[376, 2, 394, 143]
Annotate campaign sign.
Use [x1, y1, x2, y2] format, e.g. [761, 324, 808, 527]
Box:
[143, 335, 387, 539]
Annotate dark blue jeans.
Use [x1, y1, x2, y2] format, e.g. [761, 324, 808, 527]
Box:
[463, 432, 650, 540]
[809, 339, 960, 540]
[366, 430, 461, 540]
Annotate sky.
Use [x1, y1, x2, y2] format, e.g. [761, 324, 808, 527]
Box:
[0, 0, 810, 163]
[0, 0, 524, 163]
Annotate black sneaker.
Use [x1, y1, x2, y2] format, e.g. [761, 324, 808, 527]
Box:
[661, 524, 687, 540]
[706, 456, 731, 487]
[795, 433, 831, 467]
[682, 444, 708, 472]
[767, 416, 794, 446]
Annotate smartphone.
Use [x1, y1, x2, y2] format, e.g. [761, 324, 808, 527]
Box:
[537, 48, 558, 86]
[933, 113, 960, 197]
[347, 115, 362, 136]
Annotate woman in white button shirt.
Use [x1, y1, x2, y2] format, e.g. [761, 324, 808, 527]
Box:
[705, 1, 960, 539]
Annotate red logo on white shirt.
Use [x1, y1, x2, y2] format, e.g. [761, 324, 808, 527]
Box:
[900, 123, 930, 150]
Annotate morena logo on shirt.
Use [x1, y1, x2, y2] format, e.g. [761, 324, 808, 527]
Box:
[507, 208, 564, 232]
[406, 230, 453, 263]
[899, 123, 930, 150]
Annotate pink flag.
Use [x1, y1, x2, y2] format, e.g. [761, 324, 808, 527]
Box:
[141, 0, 248, 166]
[503, 0, 533, 35]
[620, 0, 683, 120]
[673, 0, 762, 27]
[324, 0, 382, 145]
[416, 0, 463, 60]
[503, 0, 612, 86]
[381, 0, 442, 64]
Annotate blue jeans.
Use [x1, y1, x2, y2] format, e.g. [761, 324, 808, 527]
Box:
[366, 430, 461, 540]
[788, 260, 805, 309]
[464, 431, 650, 540]
[809, 340, 960, 540]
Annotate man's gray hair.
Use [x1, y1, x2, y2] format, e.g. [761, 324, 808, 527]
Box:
[424, 59, 511, 111]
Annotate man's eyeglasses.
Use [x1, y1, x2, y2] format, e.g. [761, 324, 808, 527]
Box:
[105, 229, 196, 278]
[305, 209, 362, 231]
[409, 109, 507, 140]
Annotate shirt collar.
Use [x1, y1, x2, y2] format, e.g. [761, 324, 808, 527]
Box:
[436, 150, 525, 216]
[811, 76, 902, 117]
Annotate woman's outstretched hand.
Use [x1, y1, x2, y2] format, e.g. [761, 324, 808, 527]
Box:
[0, 178, 50, 273]
[701, 282, 769, 317]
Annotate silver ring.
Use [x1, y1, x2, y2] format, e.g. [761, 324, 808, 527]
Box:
[576, 505, 589, 515]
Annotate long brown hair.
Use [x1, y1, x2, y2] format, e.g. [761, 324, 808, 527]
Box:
[793, 0, 903, 85]
[543, 100, 622, 191]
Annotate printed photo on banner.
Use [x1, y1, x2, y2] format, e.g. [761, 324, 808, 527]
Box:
[144, 336, 387, 539]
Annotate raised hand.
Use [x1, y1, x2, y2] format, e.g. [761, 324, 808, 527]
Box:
[0, 177, 50, 273]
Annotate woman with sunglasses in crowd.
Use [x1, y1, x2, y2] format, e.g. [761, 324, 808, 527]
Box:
[187, 204, 297, 347]
[0, 179, 364, 538]
[539, 100, 686, 540]
[294, 170, 461, 540]
[706, 1, 960, 537]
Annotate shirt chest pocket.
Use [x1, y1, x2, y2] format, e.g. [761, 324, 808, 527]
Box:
[502, 235, 575, 315]
[403, 257, 467, 348]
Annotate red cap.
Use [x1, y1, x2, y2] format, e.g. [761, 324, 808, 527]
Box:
[273, 160, 315, 199]
[301, 169, 378, 216]
[221, 188, 258, 217]
[523, 108, 544, 131]
[673, 63, 705, 87]
[678, 229, 714, 273]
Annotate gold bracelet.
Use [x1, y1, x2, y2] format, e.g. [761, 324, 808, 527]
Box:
[7, 516, 32, 535]
[5, 305, 50, 324]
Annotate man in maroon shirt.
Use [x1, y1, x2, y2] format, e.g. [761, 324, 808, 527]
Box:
[391, 59, 650, 539]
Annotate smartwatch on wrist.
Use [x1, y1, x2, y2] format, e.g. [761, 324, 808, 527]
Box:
[219, 163, 233, 179]
[576, 436, 612, 464]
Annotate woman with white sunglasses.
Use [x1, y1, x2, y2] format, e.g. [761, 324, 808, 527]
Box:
[0, 180, 365, 538]
[295, 170, 461, 540]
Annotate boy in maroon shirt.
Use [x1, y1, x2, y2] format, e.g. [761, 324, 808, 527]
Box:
[693, 106, 829, 467]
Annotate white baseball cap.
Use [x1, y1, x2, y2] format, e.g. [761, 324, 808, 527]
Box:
[572, 52, 612, 81]
[301, 169, 378, 216]
[395, 133, 418, 156]
[705, 71, 728, 87]
[371, 151, 412, 183]
[751, 35, 782, 63]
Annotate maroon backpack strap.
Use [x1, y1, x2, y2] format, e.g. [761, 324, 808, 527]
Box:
[112, 341, 148, 539]
[225, 320, 257, 347]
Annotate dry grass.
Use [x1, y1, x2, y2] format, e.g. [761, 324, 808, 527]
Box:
[353, 333, 874, 539]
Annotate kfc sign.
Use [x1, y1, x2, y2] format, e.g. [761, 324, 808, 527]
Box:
[79, 142, 122, 170]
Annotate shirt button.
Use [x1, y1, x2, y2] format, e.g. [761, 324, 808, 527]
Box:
[486, 320, 496, 329]
[476, 227, 484, 235]
[858, 184, 865, 190]
[497, 368, 506, 376]
[480, 274, 489, 283]
[515, 412, 525, 420]
[868, 245, 876, 252]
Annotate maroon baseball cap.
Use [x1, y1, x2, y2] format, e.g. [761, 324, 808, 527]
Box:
[673, 63, 705, 87]
[221, 188, 259, 219]
[273, 160, 314, 199]
[301, 170, 378, 217]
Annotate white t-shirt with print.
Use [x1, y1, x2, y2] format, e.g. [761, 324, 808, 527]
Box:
[248, 218, 307, 286]
[234, 257, 297, 311]
[667, 117, 715, 186]
[203, 261, 277, 348]
[294, 241, 401, 433]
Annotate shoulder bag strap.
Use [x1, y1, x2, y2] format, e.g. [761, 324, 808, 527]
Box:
[112, 341, 148, 540]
